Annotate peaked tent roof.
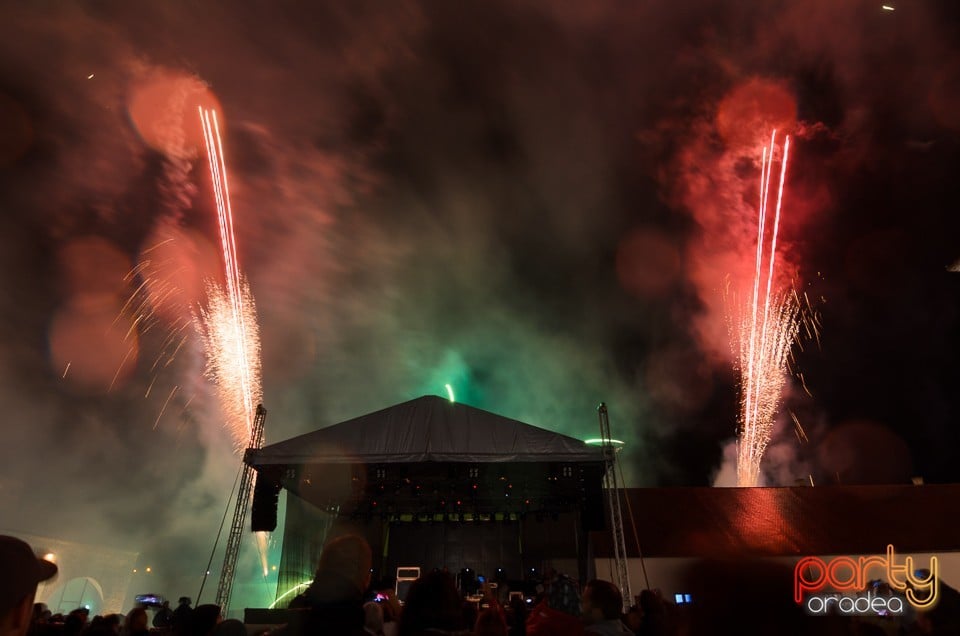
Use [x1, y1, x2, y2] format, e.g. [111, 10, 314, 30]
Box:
[248, 395, 604, 466]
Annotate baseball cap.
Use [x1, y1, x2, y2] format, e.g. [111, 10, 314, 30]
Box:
[0, 536, 57, 615]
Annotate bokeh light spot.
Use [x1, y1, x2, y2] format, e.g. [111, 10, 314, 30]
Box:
[59, 236, 130, 300]
[138, 223, 221, 323]
[127, 68, 223, 159]
[49, 301, 139, 394]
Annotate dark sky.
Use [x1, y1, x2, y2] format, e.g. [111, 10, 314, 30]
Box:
[1, 0, 959, 608]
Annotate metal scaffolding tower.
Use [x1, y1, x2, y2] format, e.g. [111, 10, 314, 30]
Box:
[598, 402, 632, 611]
[216, 404, 267, 614]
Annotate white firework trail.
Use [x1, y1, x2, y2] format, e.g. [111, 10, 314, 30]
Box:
[197, 107, 262, 447]
[734, 131, 802, 487]
[197, 107, 269, 578]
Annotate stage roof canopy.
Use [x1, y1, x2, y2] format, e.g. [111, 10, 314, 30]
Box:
[248, 395, 604, 467]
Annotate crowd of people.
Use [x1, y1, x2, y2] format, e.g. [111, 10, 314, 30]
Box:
[249, 534, 960, 635]
[23, 595, 239, 636]
[5, 534, 960, 636]
[277, 534, 645, 636]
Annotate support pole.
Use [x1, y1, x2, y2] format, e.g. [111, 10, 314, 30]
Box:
[215, 404, 267, 614]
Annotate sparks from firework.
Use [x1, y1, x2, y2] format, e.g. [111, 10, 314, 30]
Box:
[195, 281, 269, 576]
[196, 281, 262, 447]
[114, 240, 195, 431]
[197, 107, 270, 578]
[734, 131, 801, 487]
[196, 107, 262, 449]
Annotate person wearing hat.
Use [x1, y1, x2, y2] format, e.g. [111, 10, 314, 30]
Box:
[0, 536, 57, 636]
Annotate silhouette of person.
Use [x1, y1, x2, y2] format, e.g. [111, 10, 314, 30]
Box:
[0, 537, 58, 636]
[580, 580, 631, 635]
[286, 534, 372, 636]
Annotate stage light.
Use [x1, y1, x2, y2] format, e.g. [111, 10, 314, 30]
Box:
[269, 580, 313, 609]
[583, 438, 625, 446]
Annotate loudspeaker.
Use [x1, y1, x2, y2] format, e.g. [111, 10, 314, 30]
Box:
[396, 566, 420, 603]
[581, 483, 606, 531]
[251, 477, 281, 531]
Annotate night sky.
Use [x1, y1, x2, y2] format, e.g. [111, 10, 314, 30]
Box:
[1, 0, 959, 607]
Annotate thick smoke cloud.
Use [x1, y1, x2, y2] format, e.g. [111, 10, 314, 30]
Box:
[1, 0, 959, 611]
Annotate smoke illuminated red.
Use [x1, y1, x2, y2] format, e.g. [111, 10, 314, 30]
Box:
[128, 69, 221, 159]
